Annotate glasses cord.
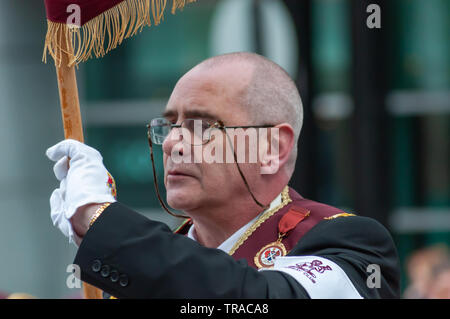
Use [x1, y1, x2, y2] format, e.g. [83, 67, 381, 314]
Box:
[222, 128, 269, 210]
[147, 131, 190, 219]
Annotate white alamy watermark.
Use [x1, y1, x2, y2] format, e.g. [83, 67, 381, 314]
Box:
[366, 4, 381, 29]
[66, 264, 81, 289]
[66, 4, 81, 28]
[366, 264, 381, 289]
[167, 121, 280, 175]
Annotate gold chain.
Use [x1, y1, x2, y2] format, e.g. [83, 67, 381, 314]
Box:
[228, 186, 292, 256]
[89, 202, 112, 227]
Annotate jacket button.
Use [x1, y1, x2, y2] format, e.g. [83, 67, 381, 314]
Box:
[110, 270, 119, 283]
[101, 265, 111, 277]
[92, 260, 102, 273]
[119, 274, 129, 287]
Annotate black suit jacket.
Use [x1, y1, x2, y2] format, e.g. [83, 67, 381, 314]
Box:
[74, 202, 400, 298]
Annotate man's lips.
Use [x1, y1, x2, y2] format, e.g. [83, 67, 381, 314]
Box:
[166, 169, 195, 179]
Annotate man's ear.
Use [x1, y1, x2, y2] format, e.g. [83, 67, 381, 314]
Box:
[259, 124, 294, 175]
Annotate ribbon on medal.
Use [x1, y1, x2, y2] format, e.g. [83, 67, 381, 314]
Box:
[254, 207, 310, 269]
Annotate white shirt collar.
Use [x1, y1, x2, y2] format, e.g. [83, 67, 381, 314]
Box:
[187, 192, 283, 254]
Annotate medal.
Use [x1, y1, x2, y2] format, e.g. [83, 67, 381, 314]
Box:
[254, 234, 288, 268]
[254, 207, 310, 269]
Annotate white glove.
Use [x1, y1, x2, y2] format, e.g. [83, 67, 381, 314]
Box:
[46, 139, 117, 243]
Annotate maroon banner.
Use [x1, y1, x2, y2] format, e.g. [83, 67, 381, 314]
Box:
[44, 0, 126, 25]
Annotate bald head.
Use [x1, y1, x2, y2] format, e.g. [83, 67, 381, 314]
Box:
[196, 52, 303, 176]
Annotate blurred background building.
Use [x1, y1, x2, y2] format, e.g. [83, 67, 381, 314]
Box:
[0, 0, 448, 298]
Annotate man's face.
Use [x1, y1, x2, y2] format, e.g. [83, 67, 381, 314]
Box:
[161, 64, 256, 213]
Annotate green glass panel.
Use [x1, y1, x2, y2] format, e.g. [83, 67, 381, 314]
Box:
[311, 0, 353, 209]
[388, 0, 450, 89]
[311, 0, 351, 93]
[82, 2, 216, 101]
[391, 117, 416, 207]
[85, 126, 165, 208]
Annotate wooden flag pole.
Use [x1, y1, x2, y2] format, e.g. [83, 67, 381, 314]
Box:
[54, 28, 102, 300]
[55, 36, 84, 142]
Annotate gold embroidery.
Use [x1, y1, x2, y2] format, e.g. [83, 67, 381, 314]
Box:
[89, 202, 112, 227]
[228, 186, 292, 256]
[324, 213, 356, 220]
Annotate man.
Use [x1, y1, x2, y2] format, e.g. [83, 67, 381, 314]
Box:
[47, 52, 400, 298]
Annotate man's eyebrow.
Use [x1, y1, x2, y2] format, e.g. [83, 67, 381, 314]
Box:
[162, 110, 177, 119]
[162, 109, 218, 121]
[184, 110, 218, 120]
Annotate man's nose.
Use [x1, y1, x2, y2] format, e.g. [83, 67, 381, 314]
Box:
[162, 127, 184, 157]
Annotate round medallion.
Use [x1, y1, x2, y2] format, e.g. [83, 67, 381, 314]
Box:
[254, 241, 287, 269]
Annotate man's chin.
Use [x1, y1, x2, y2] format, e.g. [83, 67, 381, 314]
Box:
[166, 188, 199, 211]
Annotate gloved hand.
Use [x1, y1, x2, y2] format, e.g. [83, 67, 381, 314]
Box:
[46, 139, 117, 243]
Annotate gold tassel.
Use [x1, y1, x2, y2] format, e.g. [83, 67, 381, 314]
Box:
[171, 0, 197, 14]
[43, 0, 197, 67]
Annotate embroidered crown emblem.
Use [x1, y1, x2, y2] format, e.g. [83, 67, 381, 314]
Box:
[107, 172, 117, 200]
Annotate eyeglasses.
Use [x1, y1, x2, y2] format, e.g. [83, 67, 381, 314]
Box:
[147, 118, 274, 146]
[146, 118, 275, 219]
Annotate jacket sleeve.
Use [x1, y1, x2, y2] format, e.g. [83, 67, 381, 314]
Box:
[73, 202, 309, 299]
[73, 202, 400, 299]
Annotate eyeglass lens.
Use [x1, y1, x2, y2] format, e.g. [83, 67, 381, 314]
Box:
[149, 118, 213, 146]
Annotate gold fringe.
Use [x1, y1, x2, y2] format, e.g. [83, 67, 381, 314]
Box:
[43, 0, 196, 67]
[171, 0, 197, 14]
